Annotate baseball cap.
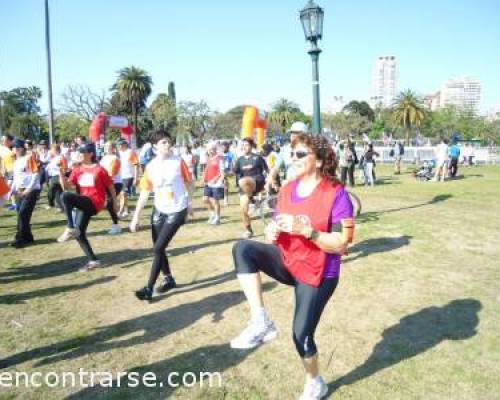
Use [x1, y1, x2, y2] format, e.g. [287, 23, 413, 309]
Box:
[288, 121, 308, 133]
[78, 143, 96, 154]
[13, 138, 25, 148]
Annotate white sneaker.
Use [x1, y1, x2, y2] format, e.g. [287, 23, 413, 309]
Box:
[207, 214, 215, 224]
[79, 260, 102, 272]
[108, 224, 122, 235]
[119, 211, 129, 220]
[209, 216, 220, 225]
[242, 229, 254, 239]
[57, 228, 80, 243]
[299, 376, 328, 400]
[230, 320, 278, 349]
[248, 203, 257, 216]
[45, 205, 52, 210]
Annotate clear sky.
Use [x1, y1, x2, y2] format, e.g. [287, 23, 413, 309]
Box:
[1, 0, 499, 114]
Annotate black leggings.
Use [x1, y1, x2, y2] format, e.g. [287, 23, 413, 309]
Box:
[47, 176, 63, 209]
[233, 240, 338, 359]
[106, 183, 122, 224]
[61, 191, 98, 261]
[16, 189, 40, 242]
[147, 208, 187, 289]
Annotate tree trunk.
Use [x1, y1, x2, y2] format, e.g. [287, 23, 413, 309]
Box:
[406, 128, 410, 146]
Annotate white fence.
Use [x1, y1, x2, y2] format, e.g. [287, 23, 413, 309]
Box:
[362, 146, 500, 165]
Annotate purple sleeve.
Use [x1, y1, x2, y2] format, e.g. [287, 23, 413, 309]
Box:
[331, 188, 354, 224]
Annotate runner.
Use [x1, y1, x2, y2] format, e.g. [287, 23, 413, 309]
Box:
[100, 141, 123, 235]
[230, 134, 354, 400]
[130, 133, 193, 301]
[234, 138, 268, 238]
[10, 139, 41, 248]
[0, 174, 9, 206]
[118, 139, 139, 218]
[203, 142, 224, 225]
[45, 143, 68, 211]
[0, 134, 15, 210]
[221, 141, 236, 206]
[57, 143, 118, 271]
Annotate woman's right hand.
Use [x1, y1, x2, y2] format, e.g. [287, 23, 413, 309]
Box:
[129, 217, 139, 233]
[264, 220, 281, 243]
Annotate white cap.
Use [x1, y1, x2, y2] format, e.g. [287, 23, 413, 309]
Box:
[288, 121, 308, 133]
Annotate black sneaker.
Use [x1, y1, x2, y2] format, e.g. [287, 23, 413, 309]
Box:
[135, 286, 153, 301]
[156, 276, 177, 294]
[10, 239, 34, 249]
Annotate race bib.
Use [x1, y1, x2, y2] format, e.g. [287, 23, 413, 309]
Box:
[78, 172, 95, 187]
[157, 186, 175, 207]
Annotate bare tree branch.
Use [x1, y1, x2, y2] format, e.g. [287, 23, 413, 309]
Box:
[59, 85, 106, 122]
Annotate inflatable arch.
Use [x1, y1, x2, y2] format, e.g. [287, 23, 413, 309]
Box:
[241, 106, 268, 149]
[89, 113, 134, 147]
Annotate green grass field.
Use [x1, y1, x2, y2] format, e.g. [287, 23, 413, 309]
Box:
[1, 165, 499, 399]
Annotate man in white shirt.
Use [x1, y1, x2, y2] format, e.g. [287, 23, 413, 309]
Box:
[434, 138, 449, 182]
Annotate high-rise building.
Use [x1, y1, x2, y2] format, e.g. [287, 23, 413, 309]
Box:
[373, 56, 398, 108]
[423, 92, 441, 111]
[439, 77, 481, 113]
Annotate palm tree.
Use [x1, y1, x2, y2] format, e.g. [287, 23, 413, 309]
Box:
[112, 66, 153, 136]
[392, 90, 425, 145]
[268, 98, 301, 134]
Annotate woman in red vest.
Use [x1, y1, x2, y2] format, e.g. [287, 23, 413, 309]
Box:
[230, 134, 355, 400]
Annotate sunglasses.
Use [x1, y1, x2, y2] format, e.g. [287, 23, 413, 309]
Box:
[290, 150, 312, 159]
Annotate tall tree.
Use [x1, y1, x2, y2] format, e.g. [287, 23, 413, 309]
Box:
[268, 98, 301, 134]
[177, 100, 212, 143]
[167, 82, 176, 104]
[150, 93, 177, 134]
[60, 85, 106, 122]
[343, 100, 375, 121]
[0, 86, 44, 139]
[392, 90, 426, 145]
[111, 66, 153, 138]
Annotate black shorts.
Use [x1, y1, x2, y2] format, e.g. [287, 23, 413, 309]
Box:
[114, 183, 123, 195]
[122, 178, 134, 195]
[204, 186, 225, 200]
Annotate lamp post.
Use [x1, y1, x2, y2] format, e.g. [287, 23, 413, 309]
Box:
[0, 99, 4, 136]
[44, 0, 55, 145]
[299, 0, 324, 135]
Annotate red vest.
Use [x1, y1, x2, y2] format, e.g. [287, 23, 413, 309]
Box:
[276, 178, 341, 287]
[203, 155, 222, 183]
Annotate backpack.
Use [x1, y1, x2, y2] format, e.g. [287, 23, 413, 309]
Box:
[140, 147, 154, 166]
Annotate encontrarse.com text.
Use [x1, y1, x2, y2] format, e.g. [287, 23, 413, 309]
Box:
[0, 369, 223, 388]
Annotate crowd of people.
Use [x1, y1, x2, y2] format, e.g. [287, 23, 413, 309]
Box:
[0, 123, 476, 399]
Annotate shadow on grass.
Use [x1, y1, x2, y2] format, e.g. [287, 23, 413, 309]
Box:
[150, 271, 235, 303]
[67, 343, 256, 399]
[0, 282, 277, 369]
[327, 298, 481, 395]
[0, 276, 116, 305]
[0, 248, 152, 284]
[1, 237, 239, 284]
[448, 174, 483, 181]
[344, 235, 412, 264]
[357, 194, 452, 224]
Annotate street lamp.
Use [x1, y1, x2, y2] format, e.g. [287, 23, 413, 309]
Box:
[299, 0, 324, 135]
[44, 0, 55, 145]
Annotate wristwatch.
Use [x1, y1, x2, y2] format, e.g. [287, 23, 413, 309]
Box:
[307, 228, 320, 241]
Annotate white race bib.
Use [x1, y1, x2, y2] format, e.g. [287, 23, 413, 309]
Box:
[78, 172, 95, 187]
